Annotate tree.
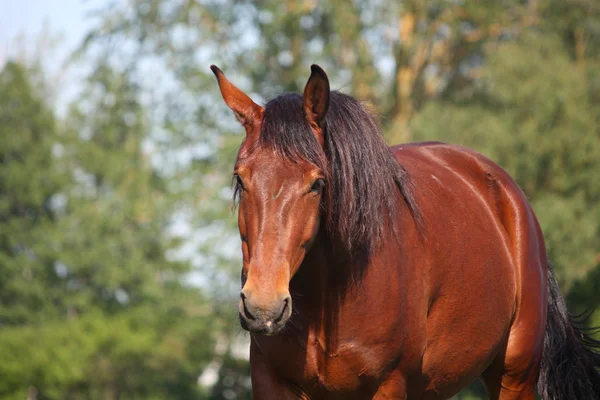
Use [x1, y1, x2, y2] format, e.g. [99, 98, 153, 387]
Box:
[0, 62, 68, 325]
[0, 61, 216, 399]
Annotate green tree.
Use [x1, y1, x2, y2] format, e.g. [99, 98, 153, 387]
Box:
[0, 62, 68, 325]
[0, 61, 216, 399]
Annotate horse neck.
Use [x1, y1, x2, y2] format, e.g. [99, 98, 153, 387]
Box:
[289, 229, 370, 317]
[288, 200, 413, 327]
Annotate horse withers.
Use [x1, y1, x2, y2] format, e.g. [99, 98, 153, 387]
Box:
[211, 64, 600, 399]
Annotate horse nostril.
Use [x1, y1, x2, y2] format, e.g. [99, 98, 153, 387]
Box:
[274, 296, 291, 324]
[240, 293, 256, 320]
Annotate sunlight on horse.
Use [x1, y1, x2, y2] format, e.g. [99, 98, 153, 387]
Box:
[211, 64, 600, 400]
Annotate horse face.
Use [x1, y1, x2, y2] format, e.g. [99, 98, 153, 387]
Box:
[211, 64, 330, 335]
[234, 151, 324, 335]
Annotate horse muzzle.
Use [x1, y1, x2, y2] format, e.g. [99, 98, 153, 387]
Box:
[238, 290, 292, 335]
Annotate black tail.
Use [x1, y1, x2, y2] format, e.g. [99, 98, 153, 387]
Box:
[537, 262, 600, 400]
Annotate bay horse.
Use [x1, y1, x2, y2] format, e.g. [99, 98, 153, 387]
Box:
[211, 64, 600, 399]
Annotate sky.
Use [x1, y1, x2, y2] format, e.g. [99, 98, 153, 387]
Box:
[0, 0, 108, 113]
[0, 0, 100, 62]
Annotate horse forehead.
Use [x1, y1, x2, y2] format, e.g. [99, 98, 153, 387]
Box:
[247, 154, 310, 183]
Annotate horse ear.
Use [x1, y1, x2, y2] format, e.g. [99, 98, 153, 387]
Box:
[303, 64, 330, 146]
[211, 65, 264, 135]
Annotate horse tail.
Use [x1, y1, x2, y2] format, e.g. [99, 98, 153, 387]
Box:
[537, 262, 600, 400]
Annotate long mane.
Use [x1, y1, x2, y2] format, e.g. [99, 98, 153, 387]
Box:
[257, 91, 421, 259]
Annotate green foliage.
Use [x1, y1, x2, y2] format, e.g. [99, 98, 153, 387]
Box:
[0, 308, 211, 399]
[0, 62, 69, 325]
[0, 61, 216, 398]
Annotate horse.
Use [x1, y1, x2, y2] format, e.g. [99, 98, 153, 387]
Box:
[210, 64, 600, 399]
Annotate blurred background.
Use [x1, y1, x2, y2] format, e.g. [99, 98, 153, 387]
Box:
[0, 0, 598, 399]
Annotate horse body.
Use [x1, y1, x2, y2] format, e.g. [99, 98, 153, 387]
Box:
[211, 64, 600, 399]
[392, 143, 547, 398]
[248, 142, 545, 399]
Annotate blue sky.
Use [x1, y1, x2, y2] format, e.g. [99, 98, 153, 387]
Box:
[0, 0, 107, 113]
[0, 0, 101, 62]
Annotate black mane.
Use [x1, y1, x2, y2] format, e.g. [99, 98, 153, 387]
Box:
[257, 91, 421, 258]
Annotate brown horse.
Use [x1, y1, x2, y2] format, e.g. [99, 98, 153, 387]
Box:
[211, 64, 600, 399]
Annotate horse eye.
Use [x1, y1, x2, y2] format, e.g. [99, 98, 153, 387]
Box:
[310, 178, 325, 193]
[234, 174, 245, 190]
